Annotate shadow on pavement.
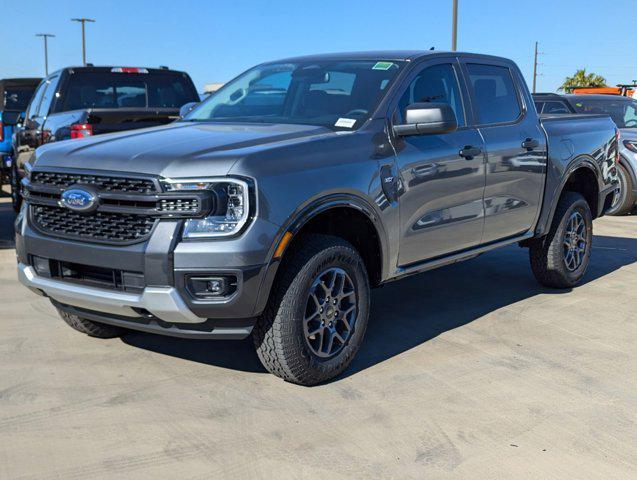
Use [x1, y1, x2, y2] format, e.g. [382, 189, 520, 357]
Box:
[0, 200, 16, 249]
[122, 233, 637, 379]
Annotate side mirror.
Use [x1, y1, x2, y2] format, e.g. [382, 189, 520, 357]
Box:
[179, 102, 198, 118]
[393, 102, 458, 136]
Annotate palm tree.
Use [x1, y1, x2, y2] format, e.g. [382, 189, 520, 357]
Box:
[559, 69, 607, 92]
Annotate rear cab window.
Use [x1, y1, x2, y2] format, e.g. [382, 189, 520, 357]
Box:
[58, 70, 199, 112]
[466, 63, 522, 125]
[3, 85, 39, 111]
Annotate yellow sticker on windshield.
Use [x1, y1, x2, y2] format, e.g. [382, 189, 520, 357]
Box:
[373, 62, 394, 71]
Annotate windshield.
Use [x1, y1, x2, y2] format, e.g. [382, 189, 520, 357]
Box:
[3, 85, 38, 111]
[569, 97, 637, 128]
[185, 60, 404, 130]
[60, 72, 199, 111]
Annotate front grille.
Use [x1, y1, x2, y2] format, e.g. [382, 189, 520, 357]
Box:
[158, 198, 200, 213]
[32, 204, 156, 244]
[31, 171, 158, 194]
[25, 170, 214, 245]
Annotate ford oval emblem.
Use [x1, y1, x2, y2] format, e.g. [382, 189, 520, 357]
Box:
[60, 188, 98, 212]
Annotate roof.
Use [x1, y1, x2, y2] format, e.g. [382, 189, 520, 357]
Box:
[47, 66, 186, 76]
[0, 78, 42, 87]
[265, 50, 513, 64]
[563, 94, 635, 102]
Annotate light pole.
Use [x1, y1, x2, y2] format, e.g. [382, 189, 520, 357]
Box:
[71, 18, 95, 66]
[532, 41, 543, 93]
[36, 33, 55, 75]
[452, 0, 458, 51]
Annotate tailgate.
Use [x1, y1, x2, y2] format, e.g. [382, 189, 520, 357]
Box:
[87, 108, 181, 134]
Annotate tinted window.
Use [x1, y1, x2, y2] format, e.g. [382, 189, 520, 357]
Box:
[3, 86, 38, 111]
[569, 98, 637, 128]
[543, 101, 570, 114]
[534, 101, 544, 113]
[37, 75, 60, 117]
[60, 72, 198, 111]
[397, 63, 466, 126]
[187, 60, 404, 130]
[26, 81, 47, 119]
[467, 64, 521, 124]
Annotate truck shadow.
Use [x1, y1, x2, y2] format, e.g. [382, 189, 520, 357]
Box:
[0, 200, 16, 249]
[122, 233, 637, 380]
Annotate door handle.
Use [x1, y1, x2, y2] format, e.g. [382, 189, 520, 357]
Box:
[522, 138, 539, 150]
[459, 145, 482, 159]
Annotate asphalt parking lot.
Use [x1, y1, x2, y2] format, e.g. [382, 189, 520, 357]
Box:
[0, 193, 635, 480]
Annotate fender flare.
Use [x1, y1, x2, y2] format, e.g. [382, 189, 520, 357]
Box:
[538, 156, 600, 237]
[251, 193, 390, 316]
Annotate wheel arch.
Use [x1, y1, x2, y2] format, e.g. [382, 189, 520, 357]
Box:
[252, 193, 389, 316]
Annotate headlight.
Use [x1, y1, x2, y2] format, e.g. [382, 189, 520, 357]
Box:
[623, 140, 637, 153]
[163, 177, 252, 238]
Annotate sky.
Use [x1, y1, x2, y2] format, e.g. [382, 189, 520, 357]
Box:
[1, 0, 635, 93]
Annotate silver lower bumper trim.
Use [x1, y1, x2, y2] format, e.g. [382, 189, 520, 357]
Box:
[18, 263, 205, 324]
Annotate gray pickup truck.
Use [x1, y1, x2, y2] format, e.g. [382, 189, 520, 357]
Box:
[16, 51, 618, 385]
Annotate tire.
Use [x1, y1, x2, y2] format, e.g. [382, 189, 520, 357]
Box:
[253, 234, 370, 386]
[606, 163, 634, 216]
[10, 161, 22, 213]
[529, 191, 593, 289]
[57, 309, 124, 339]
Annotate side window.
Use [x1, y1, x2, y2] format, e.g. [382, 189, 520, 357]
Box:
[397, 63, 465, 126]
[467, 64, 521, 125]
[543, 101, 570, 114]
[534, 102, 544, 113]
[26, 81, 47, 119]
[37, 75, 60, 117]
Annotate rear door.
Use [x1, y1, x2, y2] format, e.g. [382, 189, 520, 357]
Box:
[462, 61, 546, 243]
[392, 58, 487, 266]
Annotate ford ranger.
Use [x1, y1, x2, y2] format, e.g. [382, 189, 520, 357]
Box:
[15, 51, 619, 385]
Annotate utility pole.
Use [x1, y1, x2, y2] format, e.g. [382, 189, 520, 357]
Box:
[452, 0, 458, 51]
[532, 41, 544, 94]
[71, 18, 95, 66]
[36, 33, 55, 75]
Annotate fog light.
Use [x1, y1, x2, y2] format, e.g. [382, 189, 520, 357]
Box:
[187, 276, 236, 299]
[32, 256, 51, 277]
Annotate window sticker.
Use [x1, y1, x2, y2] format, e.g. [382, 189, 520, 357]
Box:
[335, 118, 357, 128]
[372, 61, 394, 71]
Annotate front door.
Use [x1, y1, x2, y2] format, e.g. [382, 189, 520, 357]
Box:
[392, 60, 486, 267]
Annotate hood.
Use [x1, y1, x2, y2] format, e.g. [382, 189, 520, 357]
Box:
[33, 122, 333, 178]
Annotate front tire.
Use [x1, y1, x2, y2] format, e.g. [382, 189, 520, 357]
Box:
[606, 163, 634, 216]
[57, 309, 124, 339]
[253, 235, 370, 386]
[529, 192, 593, 288]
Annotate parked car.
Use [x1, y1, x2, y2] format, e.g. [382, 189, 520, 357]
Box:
[0, 78, 42, 185]
[534, 92, 637, 215]
[10, 66, 200, 210]
[16, 51, 618, 385]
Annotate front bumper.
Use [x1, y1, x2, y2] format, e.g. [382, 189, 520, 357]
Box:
[18, 262, 202, 323]
[16, 204, 281, 338]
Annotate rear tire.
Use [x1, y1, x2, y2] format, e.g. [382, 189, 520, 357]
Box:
[529, 192, 593, 289]
[606, 163, 634, 216]
[253, 234, 370, 386]
[57, 309, 124, 339]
